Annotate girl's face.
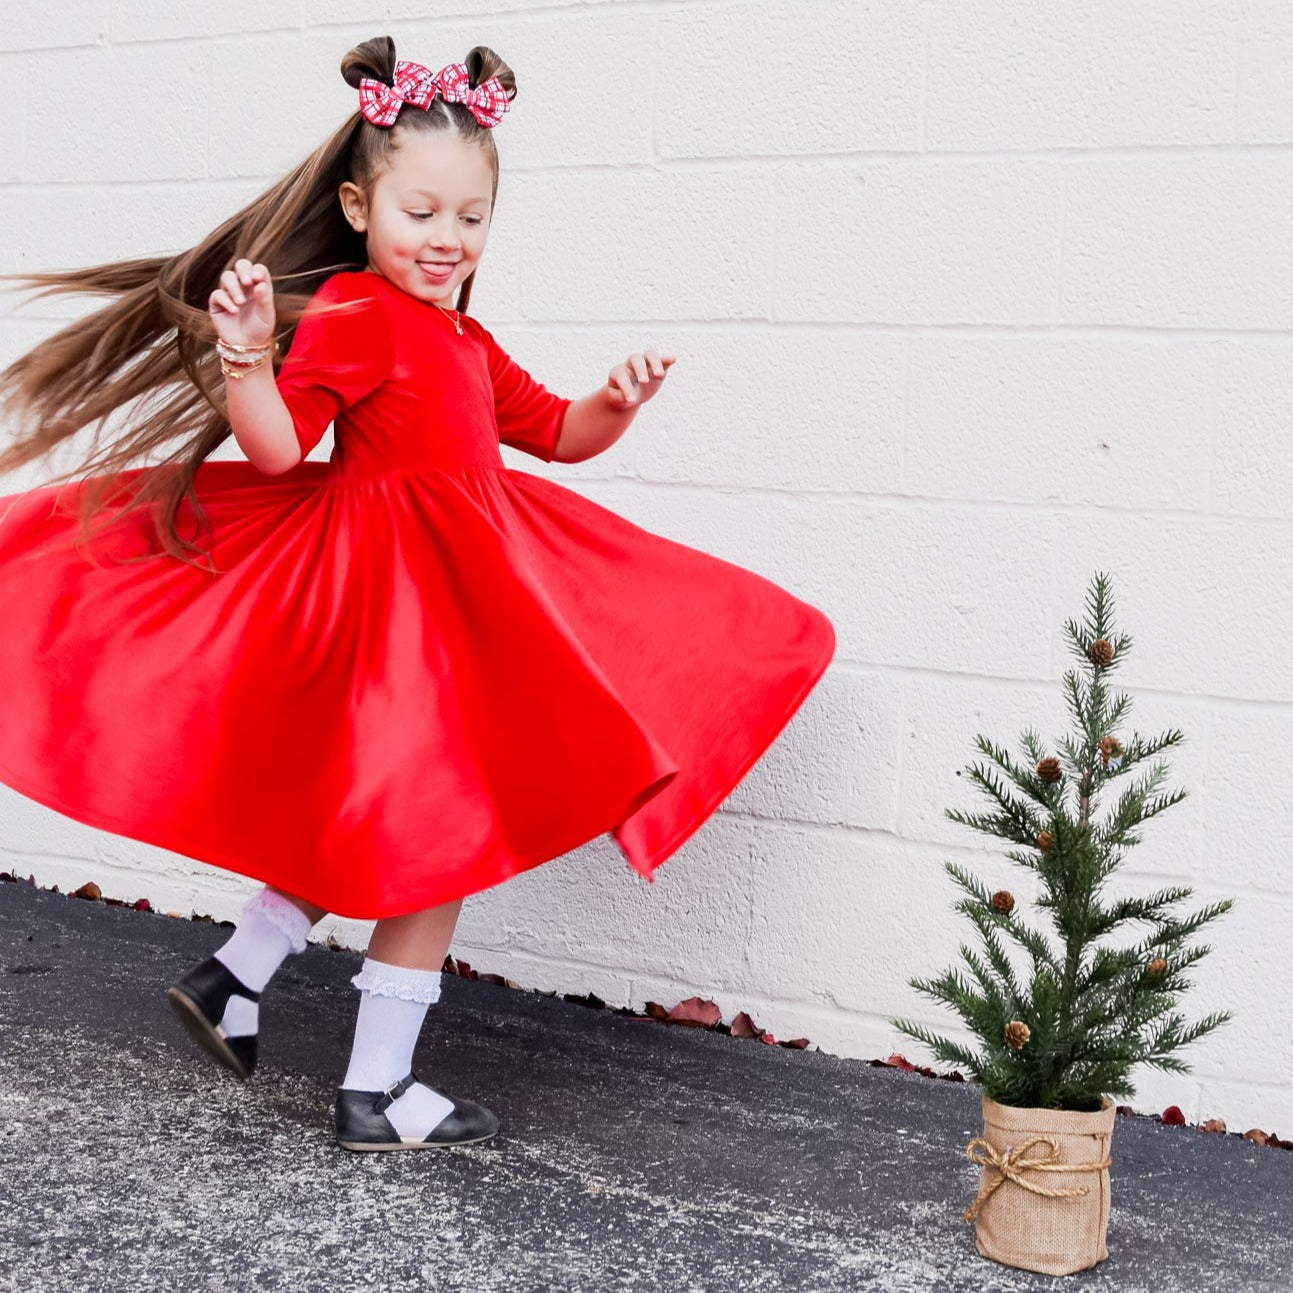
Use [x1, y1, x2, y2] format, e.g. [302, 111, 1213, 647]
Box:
[339, 129, 494, 307]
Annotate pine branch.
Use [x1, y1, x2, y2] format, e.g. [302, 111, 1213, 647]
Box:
[954, 735, 1056, 825]
[908, 969, 993, 1036]
[1087, 886, 1198, 937]
[890, 1019, 986, 1081]
[959, 901, 1028, 1008]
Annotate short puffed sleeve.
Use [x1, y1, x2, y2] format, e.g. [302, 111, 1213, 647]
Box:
[275, 273, 396, 457]
[475, 323, 572, 463]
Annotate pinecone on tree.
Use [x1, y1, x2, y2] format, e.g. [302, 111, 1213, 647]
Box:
[1036, 830, 1055, 852]
[1088, 638, 1115, 667]
[1004, 1021, 1031, 1049]
[991, 890, 1015, 915]
[1036, 756, 1062, 783]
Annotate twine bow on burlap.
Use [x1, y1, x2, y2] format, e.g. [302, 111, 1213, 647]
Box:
[962, 1135, 1113, 1223]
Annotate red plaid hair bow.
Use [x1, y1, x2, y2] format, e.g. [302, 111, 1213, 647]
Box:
[358, 61, 439, 128]
[357, 59, 511, 130]
[434, 62, 511, 128]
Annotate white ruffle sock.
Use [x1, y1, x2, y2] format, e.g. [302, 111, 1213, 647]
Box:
[341, 957, 455, 1138]
[211, 887, 314, 1038]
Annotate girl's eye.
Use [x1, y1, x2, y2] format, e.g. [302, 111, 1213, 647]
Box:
[409, 213, 484, 225]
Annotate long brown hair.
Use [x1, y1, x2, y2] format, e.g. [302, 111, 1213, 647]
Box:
[0, 37, 517, 573]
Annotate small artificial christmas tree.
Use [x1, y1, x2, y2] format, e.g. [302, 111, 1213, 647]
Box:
[892, 572, 1233, 1113]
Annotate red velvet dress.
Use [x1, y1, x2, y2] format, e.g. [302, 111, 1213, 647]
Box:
[0, 270, 835, 918]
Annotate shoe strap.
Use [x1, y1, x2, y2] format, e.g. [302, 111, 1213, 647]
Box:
[374, 1072, 419, 1114]
[208, 957, 262, 1003]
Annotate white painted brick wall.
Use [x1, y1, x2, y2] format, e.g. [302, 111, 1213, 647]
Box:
[1, 1, 1290, 1134]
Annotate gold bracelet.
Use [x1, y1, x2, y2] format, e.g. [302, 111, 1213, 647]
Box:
[220, 353, 269, 380]
[217, 337, 280, 355]
[217, 341, 275, 362]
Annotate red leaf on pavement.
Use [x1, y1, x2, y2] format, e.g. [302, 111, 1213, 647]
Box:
[133, 898, 151, 912]
[644, 1001, 669, 1020]
[729, 1011, 761, 1039]
[1161, 1106, 1186, 1125]
[666, 997, 722, 1029]
[72, 882, 101, 901]
[886, 1054, 917, 1072]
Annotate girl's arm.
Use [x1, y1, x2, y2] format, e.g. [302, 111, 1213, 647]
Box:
[209, 258, 301, 476]
[553, 388, 639, 463]
[225, 363, 302, 476]
[554, 349, 676, 464]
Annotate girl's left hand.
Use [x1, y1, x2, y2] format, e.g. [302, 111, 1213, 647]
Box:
[606, 349, 676, 408]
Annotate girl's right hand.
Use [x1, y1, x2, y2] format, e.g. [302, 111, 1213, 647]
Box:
[209, 258, 276, 348]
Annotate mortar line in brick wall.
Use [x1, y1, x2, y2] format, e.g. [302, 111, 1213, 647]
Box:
[9, 305, 1293, 344]
[566, 471, 1293, 524]
[25, 134, 1293, 192]
[710, 808, 1269, 891]
[762, 810, 1130, 879]
[2, 284, 1280, 343]
[56, 0, 680, 52]
[12, 304, 1293, 344]
[820, 655, 1293, 713]
[77, 22, 306, 53]
[650, 142, 1293, 166]
[439, 318, 1293, 342]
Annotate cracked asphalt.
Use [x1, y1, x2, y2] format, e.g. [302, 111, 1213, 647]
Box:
[0, 881, 1287, 1292]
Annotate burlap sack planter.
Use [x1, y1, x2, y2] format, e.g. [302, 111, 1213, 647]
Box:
[963, 1095, 1116, 1277]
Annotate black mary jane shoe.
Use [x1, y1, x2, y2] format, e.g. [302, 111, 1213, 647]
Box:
[165, 955, 260, 1081]
[336, 1072, 500, 1152]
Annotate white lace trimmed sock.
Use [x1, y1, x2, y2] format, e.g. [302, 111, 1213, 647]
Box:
[341, 957, 455, 1139]
[211, 887, 314, 1039]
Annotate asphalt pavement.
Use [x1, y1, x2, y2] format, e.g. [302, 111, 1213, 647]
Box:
[0, 880, 1286, 1292]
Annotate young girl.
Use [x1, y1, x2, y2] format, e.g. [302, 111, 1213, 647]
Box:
[0, 38, 835, 1152]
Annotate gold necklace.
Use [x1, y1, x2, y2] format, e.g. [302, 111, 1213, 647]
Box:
[433, 302, 463, 336]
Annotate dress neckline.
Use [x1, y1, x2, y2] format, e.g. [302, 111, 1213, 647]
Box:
[357, 268, 479, 336]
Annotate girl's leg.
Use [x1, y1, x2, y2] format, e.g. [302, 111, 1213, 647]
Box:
[273, 889, 326, 926]
[212, 885, 319, 995]
[168, 884, 320, 1079]
[366, 898, 463, 971]
[339, 898, 495, 1146]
